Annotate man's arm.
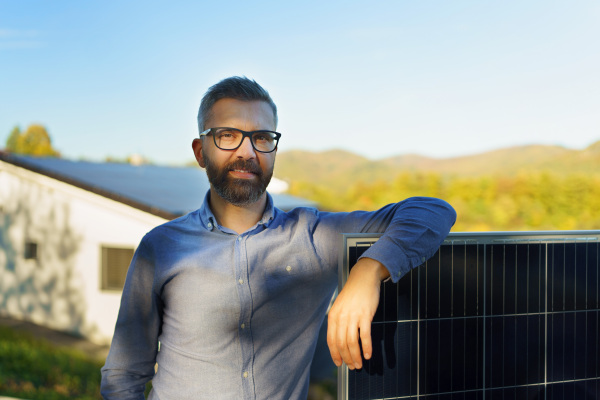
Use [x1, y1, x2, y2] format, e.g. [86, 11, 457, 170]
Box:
[324, 197, 456, 370]
[101, 238, 162, 399]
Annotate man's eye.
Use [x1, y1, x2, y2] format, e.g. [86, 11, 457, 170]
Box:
[217, 131, 237, 139]
[254, 134, 272, 142]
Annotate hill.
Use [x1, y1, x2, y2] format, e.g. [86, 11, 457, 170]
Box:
[274, 141, 600, 231]
[275, 141, 600, 185]
[274, 149, 389, 192]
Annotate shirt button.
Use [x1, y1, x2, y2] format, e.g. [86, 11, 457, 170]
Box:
[243, 371, 248, 378]
[241, 323, 245, 329]
[237, 236, 242, 241]
[286, 265, 292, 272]
[238, 278, 244, 284]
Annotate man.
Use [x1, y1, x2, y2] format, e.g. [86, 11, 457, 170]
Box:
[101, 77, 456, 399]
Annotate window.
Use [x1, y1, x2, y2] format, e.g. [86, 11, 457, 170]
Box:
[24, 241, 38, 260]
[101, 246, 134, 291]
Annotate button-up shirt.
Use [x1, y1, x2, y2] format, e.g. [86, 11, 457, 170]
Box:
[101, 192, 456, 400]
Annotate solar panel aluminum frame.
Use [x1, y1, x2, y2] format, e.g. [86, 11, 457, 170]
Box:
[337, 230, 600, 400]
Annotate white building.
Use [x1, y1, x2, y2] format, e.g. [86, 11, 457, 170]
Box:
[0, 153, 312, 344]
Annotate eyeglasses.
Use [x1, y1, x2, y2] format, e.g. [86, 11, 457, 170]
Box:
[199, 127, 281, 153]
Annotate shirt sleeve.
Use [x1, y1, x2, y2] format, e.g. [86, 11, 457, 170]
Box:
[313, 197, 456, 283]
[100, 237, 162, 399]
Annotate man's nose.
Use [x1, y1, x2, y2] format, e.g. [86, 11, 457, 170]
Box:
[235, 137, 256, 158]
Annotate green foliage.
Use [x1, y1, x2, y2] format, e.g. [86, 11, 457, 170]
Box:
[287, 171, 600, 232]
[6, 125, 21, 152]
[0, 326, 102, 399]
[4, 124, 60, 157]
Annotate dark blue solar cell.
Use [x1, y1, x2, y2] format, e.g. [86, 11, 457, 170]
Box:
[527, 244, 545, 314]
[549, 243, 567, 312]
[503, 245, 518, 315]
[396, 266, 415, 321]
[575, 311, 588, 379]
[585, 311, 599, 379]
[382, 279, 398, 322]
[564, 244, 577, 312]
[464, 244, 484, 317]
[587, 244, 599, 310]
[452, 245, 466, 318]
[525, 314, 545, 385]
[439, 246, 454, 318]
[547, 380, 600, 400]
[488, 244, 506, 316]
[589, 244, 599, 310]
[420, 319, 442, 394]
[422, 250, 441, 319]
[464, 317, 484, 391]
[576, 243, 589, 311]
[515, 244, 529, 314]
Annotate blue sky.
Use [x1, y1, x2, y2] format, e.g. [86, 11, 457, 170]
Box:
[1, 1, 599, 165]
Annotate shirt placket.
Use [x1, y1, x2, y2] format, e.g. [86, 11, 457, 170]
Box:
[235, 234, 255, 400]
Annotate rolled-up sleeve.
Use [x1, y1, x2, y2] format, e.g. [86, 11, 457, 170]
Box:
[313, 197, 456, 283]
[358, 197, 456, 282]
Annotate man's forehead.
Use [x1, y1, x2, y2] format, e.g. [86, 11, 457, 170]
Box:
[211, 98, 272, 112]
[208, 98, 276, 128]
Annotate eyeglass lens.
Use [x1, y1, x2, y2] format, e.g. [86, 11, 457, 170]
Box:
[213, 128, 278, 152]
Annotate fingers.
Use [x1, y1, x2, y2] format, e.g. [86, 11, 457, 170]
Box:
[346, 319, 363, 369]
[328, 312, 358, 369]
[327, 314, 372, 370]
[359, 318, 372, 360]
[326, 314, 342, 367]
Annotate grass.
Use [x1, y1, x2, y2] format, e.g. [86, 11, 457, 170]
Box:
[0, 323, 331, 399]
[0, 325, 104, 400]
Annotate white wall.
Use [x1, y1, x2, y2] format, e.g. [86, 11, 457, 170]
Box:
[0, 160, 167, 344]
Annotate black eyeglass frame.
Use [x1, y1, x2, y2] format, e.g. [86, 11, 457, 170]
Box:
[199, 127, 281, 153]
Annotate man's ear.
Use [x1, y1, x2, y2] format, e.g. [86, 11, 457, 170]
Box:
[192, 138, 206, 168]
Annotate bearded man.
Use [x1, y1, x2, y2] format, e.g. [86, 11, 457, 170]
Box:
[100, 76, 456, 399]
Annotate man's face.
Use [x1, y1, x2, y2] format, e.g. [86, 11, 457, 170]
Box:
[193, 98, 277, 206]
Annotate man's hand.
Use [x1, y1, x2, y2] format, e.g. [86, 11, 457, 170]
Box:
[326, 257, 389, 370]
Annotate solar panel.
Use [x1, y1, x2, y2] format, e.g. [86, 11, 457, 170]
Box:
[338, 232, 600, 400]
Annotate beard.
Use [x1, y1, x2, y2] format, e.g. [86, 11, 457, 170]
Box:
[202, 150, 273, 206]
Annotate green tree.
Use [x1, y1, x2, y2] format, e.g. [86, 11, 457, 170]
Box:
[285, 169, 600, 232]
[6, 125, 22, 152]
[4, 124, 59, 157]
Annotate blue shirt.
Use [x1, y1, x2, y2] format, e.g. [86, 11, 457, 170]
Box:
[101, 192, 456, 400]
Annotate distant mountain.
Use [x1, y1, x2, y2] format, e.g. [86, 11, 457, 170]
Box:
[274, 149, 391, 192]
[274, 141, 600, 185]
[382, 144, 574, 175]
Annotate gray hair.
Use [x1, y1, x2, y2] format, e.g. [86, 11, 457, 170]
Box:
[197, 76, 278, 131]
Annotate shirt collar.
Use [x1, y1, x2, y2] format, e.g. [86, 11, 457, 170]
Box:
[260, 192, 275, 225]
[199, 190, 275, 232]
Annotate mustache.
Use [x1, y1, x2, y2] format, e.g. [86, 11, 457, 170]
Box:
[226, 159, 262, 175]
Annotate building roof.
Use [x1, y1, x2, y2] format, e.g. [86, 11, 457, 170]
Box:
[0, 153, 315, 219]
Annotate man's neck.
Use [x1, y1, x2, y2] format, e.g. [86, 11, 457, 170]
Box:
[208, 188, 267, 234]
